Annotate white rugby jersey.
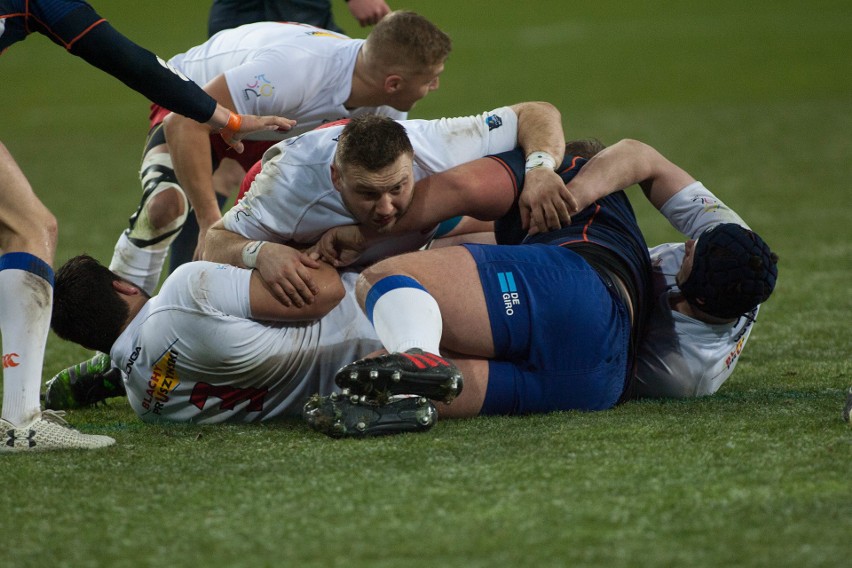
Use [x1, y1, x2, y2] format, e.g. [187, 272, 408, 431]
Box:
[111, 262, 381, 423]
[168, 22, 405, 139]
[223, 107, 520, 265]
[635, 242, 760, 398]
[634, 181, 760, 398]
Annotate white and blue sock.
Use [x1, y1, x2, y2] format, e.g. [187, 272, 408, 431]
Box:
[0, 252, 54, 426]
[365, 275, 442, 354]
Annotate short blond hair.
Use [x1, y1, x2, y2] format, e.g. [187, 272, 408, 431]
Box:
[364, 11, 451, 71]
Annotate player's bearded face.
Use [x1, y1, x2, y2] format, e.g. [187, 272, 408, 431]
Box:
[337, 155, 415, 233]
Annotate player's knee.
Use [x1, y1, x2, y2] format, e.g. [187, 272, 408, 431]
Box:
[145, 187, 186, 229]
[3, 200, 58, 258]
[356, 259, 417, 303]
[42, 209, 59, 252]
[126, 152, 190, 245]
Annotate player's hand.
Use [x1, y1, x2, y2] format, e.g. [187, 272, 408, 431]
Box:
[220, 114, 296, 154]
[346, 0, 391, 26]
[306, 225, 366, 267]
[520, 167, 578, 235]
[255, 243, 322, 307]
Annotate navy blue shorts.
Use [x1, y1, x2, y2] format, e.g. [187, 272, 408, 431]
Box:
[462, 243, 631, 414]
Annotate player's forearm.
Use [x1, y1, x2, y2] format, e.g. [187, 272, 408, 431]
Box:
[567, 139, 687, 210]
[511, 102, 566, 165]
[204, 221, 252, 267]
[71, 22, 217, 124]
[163, 113, 223, 228]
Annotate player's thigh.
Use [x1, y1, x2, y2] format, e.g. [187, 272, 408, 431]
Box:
[0, 145, 56, 256]
[362, 245, 493, 356]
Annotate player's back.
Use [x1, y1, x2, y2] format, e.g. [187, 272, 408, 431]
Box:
[169, 21, 358, 89]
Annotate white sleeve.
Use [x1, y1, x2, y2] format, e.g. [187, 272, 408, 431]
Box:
[407, 107, 519, 176]
[658, 181, 750, 239]
[177, 262, 253, 319]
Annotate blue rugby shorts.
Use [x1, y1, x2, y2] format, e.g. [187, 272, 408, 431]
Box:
[461, 243, 631, 414]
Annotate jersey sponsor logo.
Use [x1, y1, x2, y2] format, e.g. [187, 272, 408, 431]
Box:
[189, 383, 269, 413]
[724, 308, 756, 369]
[486, 114, 503, 131]
[497, 271, 521, 316]
[125, 346, 142, 375]
[2, 353, 20, 369]
[242, 74, 274, 101]
[691, 195, 722, 213]
[305, 31, 344, 39]
[141, 348, 180, 416]
[724, 335, 747, 369]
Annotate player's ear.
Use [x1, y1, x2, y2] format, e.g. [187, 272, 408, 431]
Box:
[112, 279, 140, 296]
[384, 74, 403, 93]
[330, 163, 342, 191]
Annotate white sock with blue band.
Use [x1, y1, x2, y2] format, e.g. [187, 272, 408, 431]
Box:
[365, 275, 443, 354]
[0, 252, 54, 425]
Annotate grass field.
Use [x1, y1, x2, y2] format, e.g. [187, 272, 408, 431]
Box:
[1, 1, 850, 566]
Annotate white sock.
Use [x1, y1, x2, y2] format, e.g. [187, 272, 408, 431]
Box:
[365, 275, 443, 354]
[109, 231, 169, 294]
[0, 253, 53, 426]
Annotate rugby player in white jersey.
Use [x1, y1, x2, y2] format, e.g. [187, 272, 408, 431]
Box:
[51, 11, 449, 394]
[203, 102, 571, 307]
[544, 139, 779, 399]
[109, 11, 450, 295]
[46, 139, 777, 434]
[50, 255, 389, 425]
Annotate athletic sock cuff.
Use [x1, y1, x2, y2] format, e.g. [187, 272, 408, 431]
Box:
[0, 253, 54, 286]
[365, 275, 427, 323]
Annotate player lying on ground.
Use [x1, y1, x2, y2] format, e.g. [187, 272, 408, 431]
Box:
[315, 138, 778, 429]
[46, 139, 777, 437]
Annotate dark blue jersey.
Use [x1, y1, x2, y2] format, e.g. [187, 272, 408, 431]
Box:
[1, 0, 101, 51]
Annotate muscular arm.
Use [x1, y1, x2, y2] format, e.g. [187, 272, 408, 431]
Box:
[567, 139, 696, 212]
[510, 102, 566, 162]
[249, 262, 343, 321]
[205, 219, 321, 307]
[395, 101, 568, 233]
[508, 102, 581, 233]
[70, 20, 218, 123]
[163, 76, 236, 243]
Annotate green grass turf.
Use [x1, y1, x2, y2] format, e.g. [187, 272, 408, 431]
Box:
[1, 1, 850, 566]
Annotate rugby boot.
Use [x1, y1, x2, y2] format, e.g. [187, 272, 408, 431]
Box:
[303, 391, 437, 438]
[1, 410, 115, 452]
[44, 353, 126, 410]
[334, 348, 463, 404]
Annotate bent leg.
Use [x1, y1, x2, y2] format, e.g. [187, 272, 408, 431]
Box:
[356, 245, 496, 358]
[109, 144, 188, 293]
